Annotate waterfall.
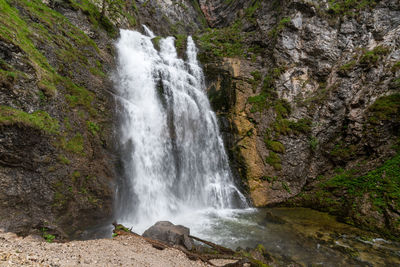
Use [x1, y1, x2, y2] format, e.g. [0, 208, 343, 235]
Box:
[114, 28, 247, 234]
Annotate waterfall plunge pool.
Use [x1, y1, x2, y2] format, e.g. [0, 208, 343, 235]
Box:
[104, 27, 400, 267]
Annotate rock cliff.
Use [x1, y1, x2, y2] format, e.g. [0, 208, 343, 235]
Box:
[1, 0, 399, 241]
[197, 0, 400, 239]
[0, 0, 204, 238]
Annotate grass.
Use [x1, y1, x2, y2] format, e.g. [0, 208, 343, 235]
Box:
[0, 106, 59, 134]
[197, 21, 244, 58]
[87, 121, 100, 135]
[41, 228, 56, 243]
[322, 153, 400, 212]
[62, 134, 85, 155]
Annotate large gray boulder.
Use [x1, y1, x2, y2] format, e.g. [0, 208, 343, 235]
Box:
[142, 221, 194, 251]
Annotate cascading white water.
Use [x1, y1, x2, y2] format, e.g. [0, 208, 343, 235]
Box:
[114, 27, 248, 235]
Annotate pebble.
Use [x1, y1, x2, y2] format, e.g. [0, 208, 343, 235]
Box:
[0, 231, 236, 266]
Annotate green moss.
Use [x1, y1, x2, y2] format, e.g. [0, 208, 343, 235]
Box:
[309, 136, 319, 151]
[392, 61, 400, 72]
[197, 21, 244, 58]
[359, 46, 390, 67]
[265, 139, 285, 153]
[175, 34, 187, 51]
[245, 0, 262, 19]
[250, 70, 262, 92]
[330, 142, 357, 160]
[71, 170, 81, 184]
[58, 155, 71, 165]
[0, 106, 59, 134]
[69, 0, 118, 37]
[265, 151, 282, 171]
[87, 121, 100, 135]
[288, 118, 312, 135]
[152, 36, 162, 50]
[273, 118, 312, 136]
[338, 60, 357, 75]
[282, 181, 291, 193]
[368, 93, 400, 124]
[0, 0, 58, 95]
[64, 78, 96, 116]
[322, 153, 400, 212]
[273, 99, 291, 119]
[268, 17, 291, 39]
[247, 68, 284, 113]
[248, 92, 268, 113]
[327, 0, 377, 15]
[62, 134, 85, 155]
[273, 119, 290, 136]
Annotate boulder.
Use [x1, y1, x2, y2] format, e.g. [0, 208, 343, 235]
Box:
[142, 221, 194, 251]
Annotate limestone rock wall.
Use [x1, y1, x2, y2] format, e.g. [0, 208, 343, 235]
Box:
[197, 0, 400, 238]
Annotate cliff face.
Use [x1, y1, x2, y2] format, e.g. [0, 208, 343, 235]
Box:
[197, 0, 400, 238]
[1, 0, 399, 240]
[0, 0, 204, 238]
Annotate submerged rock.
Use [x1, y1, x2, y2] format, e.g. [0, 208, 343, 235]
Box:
[142, 221, 194, 251]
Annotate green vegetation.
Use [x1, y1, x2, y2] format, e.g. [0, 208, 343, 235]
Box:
[330, 142, 357, 160]
[175, 34, 187, 52]
[265, 139, 285, 153]
[265, 151, 282, 171]
[248, 92, 268, 113]
[367, 93, 400, 124]
[359, 46, 390, 67]
[244, 0, 262, 23]
[282, 181, 291, 193]
[62, 134, 85, 155]
[248, 67, 284, 113]
[58, 154, 71, 165]
[338, 60, 357, 75]
[322, 153, 400, 213]
[327, 0, 377, 15]
[250, 70, 262, 92]
[268, 17, 291, 39]
[115, 224, 131, 232]
[273, 118, 312, 136]
[0, 106, 59, 134]
[64, 79, 96, 116]
[87, 121, 100, 135]
[152, 36, 162, 50]
[0, 0, 58, 96]
[197, 21, 244, 58]
[309, 136, 319, 151]
[288, 118, 312, 134]
[41, 228, 56, 243]
[69, 0, 136, 36]
[391, 61, 400, 72]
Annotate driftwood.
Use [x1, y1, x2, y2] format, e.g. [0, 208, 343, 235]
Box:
[139, 234, 216, 266]
[112, 223, 248, 266]
[189, 235, 236, 255]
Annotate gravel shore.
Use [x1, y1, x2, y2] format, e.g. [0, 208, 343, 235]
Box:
[0, 230, 217, 267]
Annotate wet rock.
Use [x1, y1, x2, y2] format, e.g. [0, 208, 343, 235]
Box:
[142, 221, 194, 251]
[199, 0, 400, 238]
[261, 212, 286, 225]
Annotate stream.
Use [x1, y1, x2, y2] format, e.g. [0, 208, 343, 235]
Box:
[109, 26, 400, 267]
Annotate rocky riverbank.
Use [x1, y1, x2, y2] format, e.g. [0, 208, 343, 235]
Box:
[0, 229, 221, 267]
